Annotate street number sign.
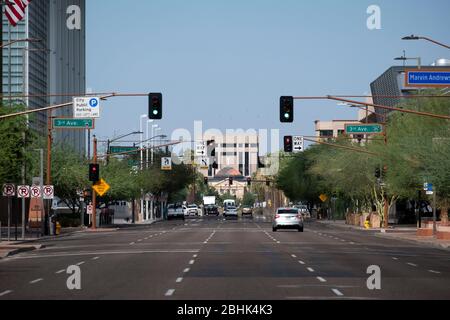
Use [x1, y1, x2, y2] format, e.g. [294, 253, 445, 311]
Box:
[53, 118, 94, 129]
[345, 124, 383, 135]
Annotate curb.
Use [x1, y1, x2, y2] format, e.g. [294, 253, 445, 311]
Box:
[0, 244, 45, 259]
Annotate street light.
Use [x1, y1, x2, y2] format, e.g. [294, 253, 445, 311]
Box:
[402, 35, 450, 50]
[394, 55, 421, 69]
[106, 131, 142, 164]
[151, 125, 161, 165]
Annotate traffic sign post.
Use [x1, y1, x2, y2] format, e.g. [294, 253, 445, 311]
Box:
[3, 184, 15, 242]
[53, 118, 95, 129]
[73, 97, 100, 119]
[345, 124, 383, 135]
[293, 136, 304, 153]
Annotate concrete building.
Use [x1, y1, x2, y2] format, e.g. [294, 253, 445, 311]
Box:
[314, 119, 361, 140]
[2, 0, 86, 154]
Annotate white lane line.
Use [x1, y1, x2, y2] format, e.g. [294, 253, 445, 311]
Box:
[165, 289, 175, 297]
[176, 277, 183, 283]
[407, 263, 418, 267]
[189, 260, 195, 265]
[137, 239, 142, 242]
[56, 269, 65, 274]
[76, 261, 85, 266]
[291, 254, 297, 258]
[332, 289, 344, 296]
[30, 278, 43, 284]
[92, 257, 100, 260]
[428, 270, 441, 274]
[0, 290, 12, 297]
[183, 268, 190, 273]
[350, 242, 355, 245]
[130, 242, 135, 245]
[341, 240, 346, 242]
[299, 261, 305, 265]
[317, 277, 327, 283]
[193, 254, 198, 258]
[392, 257, 399, 260]
[307, 267, 315, 272]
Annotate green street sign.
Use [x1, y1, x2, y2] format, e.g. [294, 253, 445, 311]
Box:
[53, 118, 94, 129]
[109, 146, 139, 154]
[345, 124, 383, 134]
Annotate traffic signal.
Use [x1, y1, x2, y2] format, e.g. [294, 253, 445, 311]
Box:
[284, 136, 293, 153]
[89, 164, 100, 182]
[280, 96, 294, 123]
[247, 177, 252, 186]
[212, 161, 218, 169]
[229, 177, 233, 186]
[149, 93, 162, 120]
[204, 177, 209, 185]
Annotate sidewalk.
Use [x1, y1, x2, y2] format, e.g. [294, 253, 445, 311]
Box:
[0, 243, 45, 259]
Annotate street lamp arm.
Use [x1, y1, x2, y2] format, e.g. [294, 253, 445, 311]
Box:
[109, 131, 143, 144]
[0, 38, 42, 49]
[419, 36, 450, 50]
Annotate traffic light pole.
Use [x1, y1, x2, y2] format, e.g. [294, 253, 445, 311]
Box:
[91, 137, 98, 230]
[45, 110, 53, 236]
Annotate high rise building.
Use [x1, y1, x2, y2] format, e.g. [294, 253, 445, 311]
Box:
[2, 0, 86, 154]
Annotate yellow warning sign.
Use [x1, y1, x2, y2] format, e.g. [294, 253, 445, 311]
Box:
[93, 178, 110, 197]
[319, 194, 328, 203]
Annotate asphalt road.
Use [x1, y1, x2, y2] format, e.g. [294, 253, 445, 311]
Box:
[1, 216, 449, 300]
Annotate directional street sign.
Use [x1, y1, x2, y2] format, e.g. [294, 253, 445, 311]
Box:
[200, 157, 209, 170]
[345, 124, 383, 135]
[30, 185, 42, 198]
[161, 157, 172, 171]
[293, 136, 304, 153]
[196, 142, 206, 156]
[53, 118, 94, 129]
[2, 184, 15, 197]
[73, 97, 100, 119]
[405, 68, 450, 88]
[17, 186, 30, 198]
[110, 146, 139, 154]
[43, 185, 55, 200]
[93, 179, 110, 197]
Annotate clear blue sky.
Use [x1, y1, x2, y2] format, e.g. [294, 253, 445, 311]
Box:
[86, 0, 450, 150]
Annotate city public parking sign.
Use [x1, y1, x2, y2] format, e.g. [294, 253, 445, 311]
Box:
[73, 97, 100, 118]
[405, 68, 450, 88]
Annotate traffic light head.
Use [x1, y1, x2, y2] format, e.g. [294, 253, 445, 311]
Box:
[247, 177, 252, 186]
[204, 177, 209, 185]
[284, 136, 293, 153]
[89, 164, 100, 182]
[280, 96, 294, 123]
[149, 93, 162, 120]
[229, 177, 233, 186]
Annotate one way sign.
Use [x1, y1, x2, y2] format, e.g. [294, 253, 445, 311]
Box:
[293, 136, 304, 153]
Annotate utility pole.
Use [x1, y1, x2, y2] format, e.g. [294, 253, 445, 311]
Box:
[433, 188, 437, 235]
[46, 110, 53, 235]
[91, 136, 98, 230]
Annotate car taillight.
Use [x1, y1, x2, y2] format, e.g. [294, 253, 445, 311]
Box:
[297, 214, 303, 219]
[275, 215, 280, 219]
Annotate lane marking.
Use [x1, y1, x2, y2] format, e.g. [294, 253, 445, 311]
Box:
[428, 270, 441, 274]
[76, 261, 85, 266]
[332, 289, 344, 296]
[299, 261, 305, 265]
[291, 254, 297, 258]
[407, 263, 418, 267]
[165, 289, 175, 297]
[183, 268, 190, 273]
[30, 278, 43, 284]
[176, 277, 183, 283]
[193, 254, 198, 258]
[0, 290, 12, 297]
[137, 239, 142, 242]
[189, 260, 195, 265]
[317, 277, 327, 283]
[92, 257, 100, 260]
[307, 267, 315, 272]
[56, 269, 65, 274]
[130, 242, 135, 245]
[392, 257, 399, 260]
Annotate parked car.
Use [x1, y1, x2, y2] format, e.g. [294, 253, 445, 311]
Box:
[223, 206, 238, 219]
[204, 205, 220, 216]
[167, 204, 185, 220]
[295, 205, 311, 219]
[273, 208, 304, 232]
[241, 205, 253, 217]
[185, 204, 200, 216]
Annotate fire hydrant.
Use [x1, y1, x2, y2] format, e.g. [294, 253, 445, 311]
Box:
[364, 220, 371, 229]
[56, 222, 61, 235]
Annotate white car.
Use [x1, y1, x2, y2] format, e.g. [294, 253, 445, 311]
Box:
[223, 206, 238, 218]
[185, 204, 200, 216]
[295, 205, 311, 219]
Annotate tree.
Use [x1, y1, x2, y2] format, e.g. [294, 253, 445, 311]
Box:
[242, 191, 256, 207]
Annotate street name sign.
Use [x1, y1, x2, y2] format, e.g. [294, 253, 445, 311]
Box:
[43, 185, 55, 200]
[196, 142, 206, 156]
[161, 157, 172, 171]
[345, 124, 383, 135]
[73, 97, 100, 119]
[30, 185, 42, 198]
[293, 136, 304, 153]
[2, 184, 15, 197]
[53, 118, 94, 129]
[93, 179, 111, 197]
[17, 185, 30, 198]
[405, 69, 450, 88]
[110, 146, 138, 154]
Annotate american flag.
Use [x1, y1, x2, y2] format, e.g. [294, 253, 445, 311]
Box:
[4, 0, 32, 27]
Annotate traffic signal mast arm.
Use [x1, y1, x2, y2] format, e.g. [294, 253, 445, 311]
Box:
[99, 141, 183, 159]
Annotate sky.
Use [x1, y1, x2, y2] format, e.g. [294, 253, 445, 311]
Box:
[86, 0, 450, 152]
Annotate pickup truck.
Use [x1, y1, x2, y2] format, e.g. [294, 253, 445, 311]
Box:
[167, 204, 185, 220]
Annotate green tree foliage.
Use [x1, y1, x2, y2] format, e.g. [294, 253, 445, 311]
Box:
[242, 191, 256, 207]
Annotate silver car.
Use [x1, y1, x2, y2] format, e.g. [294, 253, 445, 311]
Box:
[224, 206, 238, 219]
[273, 208, 304, 232]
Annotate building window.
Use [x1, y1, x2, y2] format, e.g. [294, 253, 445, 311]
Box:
[338, 130, 345, 136]
[319, 130, 333, 137]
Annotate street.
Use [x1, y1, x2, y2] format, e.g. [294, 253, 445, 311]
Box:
[1, 217, 449, 300]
